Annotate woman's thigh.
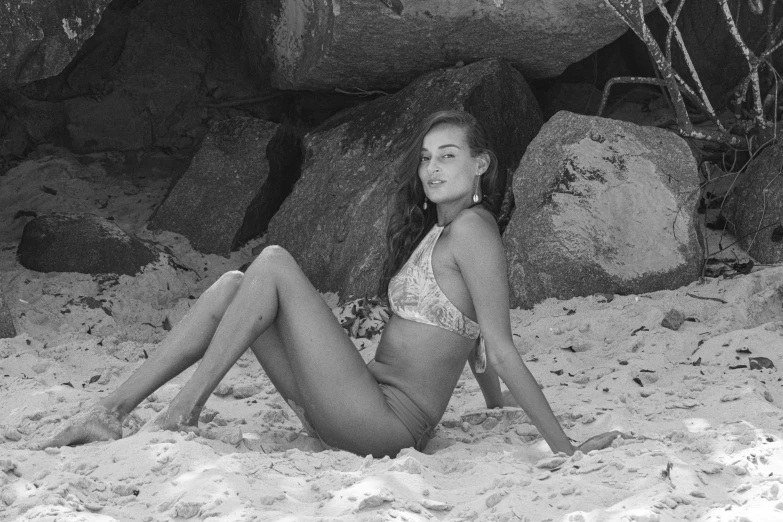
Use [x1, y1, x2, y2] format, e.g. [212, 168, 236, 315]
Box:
[256, 247, 415, 456]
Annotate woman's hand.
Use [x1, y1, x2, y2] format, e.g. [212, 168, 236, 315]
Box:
[576, 431, 629, 454]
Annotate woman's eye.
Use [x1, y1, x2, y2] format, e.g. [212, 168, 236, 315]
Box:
[420, 156, 430, 163]
[442, 154, 454, 159]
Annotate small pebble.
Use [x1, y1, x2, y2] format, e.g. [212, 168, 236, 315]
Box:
[232, 383, 260, 399]
[111, 484, 137, 497]
[357, 492, 393, 510]
[573, 374, 590, 385]
[174, 501, 203, 518]
[3, 428, 22, 442]
[731, 465, 748, 476]
[461, 422, 470, 432]
[762, 483, 780, 500]
[213, 383, 233, 397]
[420, 499, 450, 511]
[482, 417, 499, 431]
[637, 372, 659, 385]
[690, 490, 706, 498]
[485, 491, 505, 508]
[31, 361, 50, 374]
[535, 456, 568, 469]
[661, 309, 685, 330]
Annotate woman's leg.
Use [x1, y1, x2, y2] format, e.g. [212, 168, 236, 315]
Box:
[157, 246, 415, 457]
[39, 271, 244, 448]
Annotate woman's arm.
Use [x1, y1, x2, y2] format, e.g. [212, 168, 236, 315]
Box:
[451, 211, 575, 455]
[468, 344, 504, 408]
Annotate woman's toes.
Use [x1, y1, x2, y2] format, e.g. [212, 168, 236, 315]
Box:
[39, 407, 123, 449]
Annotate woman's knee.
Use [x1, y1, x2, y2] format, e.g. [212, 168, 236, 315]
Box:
[201, 270, 243, 309]
[248, 245, 298, 278]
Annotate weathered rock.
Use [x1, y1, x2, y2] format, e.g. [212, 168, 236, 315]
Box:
[0, 284, 16, 339]
[266, 58, 542, 298]
[661, 309, 685, 331]
[149, 118, 302, 256]
[723, 140, 783, 264]
[246, 0, 656, 91]
[61, 0, 257, 153]
[0, 0, 112, 89]
[504, 111, 701, 309]
[17, 213, 159, 276]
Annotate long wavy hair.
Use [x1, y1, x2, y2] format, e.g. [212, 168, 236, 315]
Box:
[378, 110, 501, 298]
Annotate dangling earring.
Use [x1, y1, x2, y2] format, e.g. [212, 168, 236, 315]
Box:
[472, 175, 481, 204]
[423, 197, 428, 210]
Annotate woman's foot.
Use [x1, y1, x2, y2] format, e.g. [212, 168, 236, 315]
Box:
[141, 406, 200, 436]
[38, 406, 124, 449]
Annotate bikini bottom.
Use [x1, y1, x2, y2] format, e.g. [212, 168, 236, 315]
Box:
[379, 383, 435, 452]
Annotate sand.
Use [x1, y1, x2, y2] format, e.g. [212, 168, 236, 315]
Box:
[1, 148, 783, 521]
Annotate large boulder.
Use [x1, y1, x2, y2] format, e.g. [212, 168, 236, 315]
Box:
[0, 284, 16, 339]
[61, 0, 258, 153]
[504, 111, 702, 309]
[245, 0, 655, 91]
[724, 141, 783, 264]
[17, 213, 160, 276]
[266, 58, 542, 299]
[149, 117, 302, 256]
[0, 0, 112, 89]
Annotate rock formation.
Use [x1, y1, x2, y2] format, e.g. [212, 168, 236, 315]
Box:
[149, 118, 302, 256]
[245, 0, 654, 91]
[266, 58, 542, 299]
[504, 111, 702, 309]
[724, 140, 783, 264]
[17, 213, 160, 276]
[0, 0, 112, 89]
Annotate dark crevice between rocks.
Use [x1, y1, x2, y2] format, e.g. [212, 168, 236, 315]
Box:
[233, 126, 303, 249]
[463, 65, 542, 234]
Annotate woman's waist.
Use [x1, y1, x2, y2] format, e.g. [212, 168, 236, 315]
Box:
[370, 316, 473, 422]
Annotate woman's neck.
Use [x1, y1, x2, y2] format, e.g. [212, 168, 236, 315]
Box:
[435, 198, 481, 227]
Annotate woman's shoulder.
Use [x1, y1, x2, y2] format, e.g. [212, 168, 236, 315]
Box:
[446, 206, 501, 249]
[449, 206, 498, 236]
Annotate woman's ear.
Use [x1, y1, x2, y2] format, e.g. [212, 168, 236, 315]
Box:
[477, 153, 490, 175]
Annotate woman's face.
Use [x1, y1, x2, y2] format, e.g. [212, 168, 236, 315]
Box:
[418, 124, 488, 210]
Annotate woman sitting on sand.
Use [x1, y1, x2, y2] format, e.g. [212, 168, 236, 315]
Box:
[43, 110, 621, 457]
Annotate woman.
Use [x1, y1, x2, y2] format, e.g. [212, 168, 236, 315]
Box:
[42, 110, 621, 457]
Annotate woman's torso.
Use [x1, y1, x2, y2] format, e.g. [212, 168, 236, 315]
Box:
[370, 222, 480, 425]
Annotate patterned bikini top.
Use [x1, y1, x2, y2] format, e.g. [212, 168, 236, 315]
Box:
[388, 224, 481, 340]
